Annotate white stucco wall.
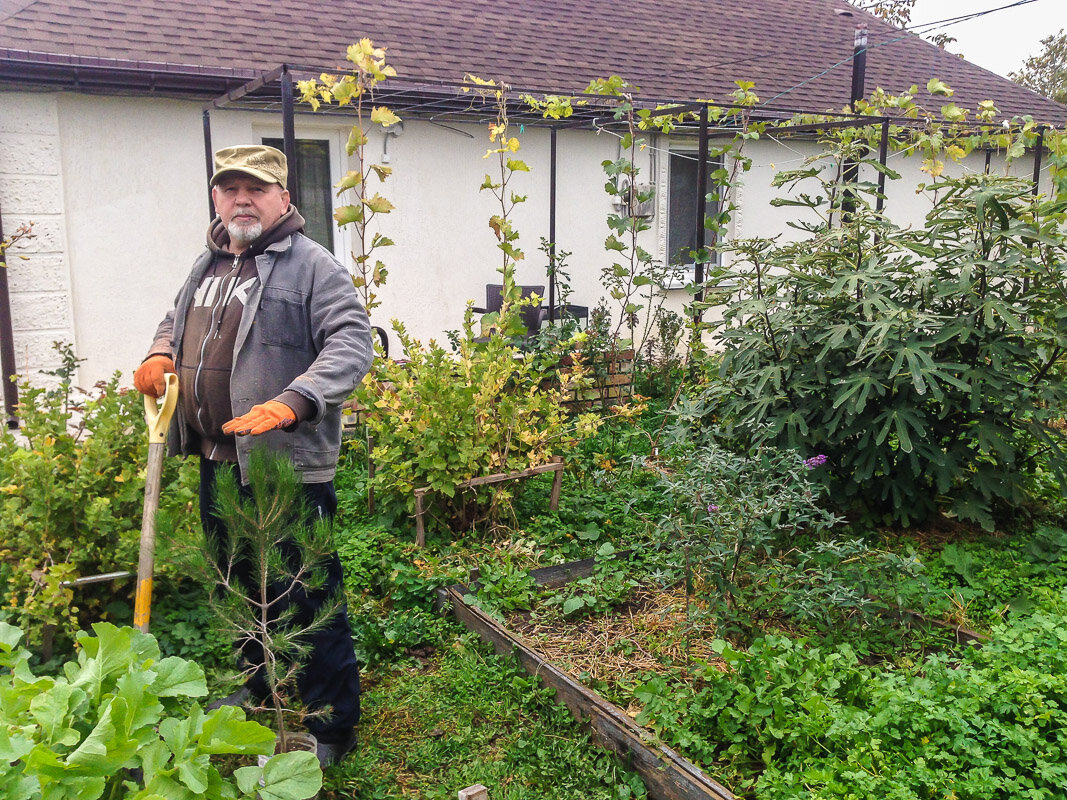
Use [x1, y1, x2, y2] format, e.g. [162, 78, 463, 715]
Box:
[54, 94, 209, 386]
[0, 92, 78, 380]
[0, 89, 1055, 386]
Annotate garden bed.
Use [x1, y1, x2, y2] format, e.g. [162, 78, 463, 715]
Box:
[437, 534, 1067, 799]
[439, 580, 736, 800]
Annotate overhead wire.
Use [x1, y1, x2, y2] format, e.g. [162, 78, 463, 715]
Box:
[761, 0, 1041, 107]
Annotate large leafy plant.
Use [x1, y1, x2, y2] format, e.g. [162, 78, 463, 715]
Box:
[0, 621, 320, 800]
[710, 168, 1067, 528]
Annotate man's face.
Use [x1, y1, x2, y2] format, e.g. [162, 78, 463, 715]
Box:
[211, 174, 290, 252]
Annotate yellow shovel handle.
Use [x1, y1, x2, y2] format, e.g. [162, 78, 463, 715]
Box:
[135, 372, 178, 632]
[144, 373, 179, 443]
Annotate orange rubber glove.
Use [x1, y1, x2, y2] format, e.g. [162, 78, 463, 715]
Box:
[222, 401, 296, 436]
[133, 354, 175, 398]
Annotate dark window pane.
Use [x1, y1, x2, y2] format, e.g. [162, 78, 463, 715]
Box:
[667, 152, 720, 266]
[263, 138, 334, 251]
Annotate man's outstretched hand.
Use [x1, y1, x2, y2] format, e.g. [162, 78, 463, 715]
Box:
[222, 401, 296, 436]
[133, 354, 176, 398]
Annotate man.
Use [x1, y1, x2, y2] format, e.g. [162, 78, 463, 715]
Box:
[133, 144, 372, 766]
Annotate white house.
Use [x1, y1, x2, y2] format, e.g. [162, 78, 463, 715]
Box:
[0, 0, 1063, 403]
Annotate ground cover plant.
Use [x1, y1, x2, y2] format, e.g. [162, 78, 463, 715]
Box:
[631, 590, 1067, 799]
[887, 522, 1067, 631]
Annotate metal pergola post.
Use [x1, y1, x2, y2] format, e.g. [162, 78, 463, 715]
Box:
[281, 65, 300, 209]
[0, 201, 20, 428]
[548, 126, 557, 322]
[694, 103, 709, 320]
[1025, 125, 1047, 295]
[876, 118, 890, 213]
[203, 109, 214, 219]
[1032, 125, 1046, 193]
[842, 24, 868, 221]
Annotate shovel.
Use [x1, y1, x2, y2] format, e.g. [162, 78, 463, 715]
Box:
[134, 372, 179, 633]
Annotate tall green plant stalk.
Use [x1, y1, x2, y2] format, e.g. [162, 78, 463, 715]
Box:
[583, 77, 671, 355]
[465, 74, 536, 340]
[299, 39, 399, 319]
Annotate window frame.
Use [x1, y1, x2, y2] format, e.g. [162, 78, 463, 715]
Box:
[662, 146, 725, 290]
[254, 126, 352, 264]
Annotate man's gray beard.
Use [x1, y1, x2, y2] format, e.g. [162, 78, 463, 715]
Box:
[227, 220, 262, 247]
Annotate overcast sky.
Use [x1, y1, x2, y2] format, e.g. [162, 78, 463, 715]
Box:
[909, 0, 1067, 78]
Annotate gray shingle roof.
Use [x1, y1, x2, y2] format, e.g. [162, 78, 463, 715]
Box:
[1, 0, 1063, 122]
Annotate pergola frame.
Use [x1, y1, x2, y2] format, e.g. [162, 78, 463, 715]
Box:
[203, 65, 1048, 327]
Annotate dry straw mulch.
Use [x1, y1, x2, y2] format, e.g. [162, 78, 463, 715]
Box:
[506, 585, 726, 708]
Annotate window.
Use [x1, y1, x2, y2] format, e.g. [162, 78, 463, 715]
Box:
[262, 138, 334, 251]
[666, 150, 722, 285]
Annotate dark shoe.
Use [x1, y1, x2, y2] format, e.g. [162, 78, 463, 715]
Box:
[315, 728, 358, 768]
[206, 684, 254, 712]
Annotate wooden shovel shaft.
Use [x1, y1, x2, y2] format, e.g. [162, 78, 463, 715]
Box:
[134, 441, 166, 632]
[134, 372, 179, 633]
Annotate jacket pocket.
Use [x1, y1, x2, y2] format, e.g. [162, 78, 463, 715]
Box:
[258, 288, 309, 350]
[291, 446, 335, 472]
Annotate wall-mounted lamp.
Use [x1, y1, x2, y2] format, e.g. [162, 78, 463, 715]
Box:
[382, 120, 404, 163]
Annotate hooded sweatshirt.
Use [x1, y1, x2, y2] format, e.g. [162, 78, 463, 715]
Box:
[177, 207, 314, 461]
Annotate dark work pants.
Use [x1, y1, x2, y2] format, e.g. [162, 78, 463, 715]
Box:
[199, 457, 361, 741]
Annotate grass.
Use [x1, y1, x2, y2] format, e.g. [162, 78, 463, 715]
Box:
[322, 629, 647, 800]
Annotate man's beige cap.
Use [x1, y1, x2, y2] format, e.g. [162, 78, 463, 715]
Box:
[210, 145, 288, 189]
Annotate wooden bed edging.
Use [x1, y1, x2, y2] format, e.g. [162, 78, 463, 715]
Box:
[438, 585, 736, 800]
[414, 458, 565, 546]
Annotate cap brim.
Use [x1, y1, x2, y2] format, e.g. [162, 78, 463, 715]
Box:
[209, 166, 284, 188]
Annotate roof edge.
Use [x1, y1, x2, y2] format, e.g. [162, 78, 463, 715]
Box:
[0, 48, 256, 97]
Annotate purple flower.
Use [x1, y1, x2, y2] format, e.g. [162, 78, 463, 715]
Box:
[803, 454, 828, 470]
[707, 504, 719, 513]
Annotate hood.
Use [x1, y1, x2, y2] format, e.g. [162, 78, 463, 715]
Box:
[207, 205, 306, 259]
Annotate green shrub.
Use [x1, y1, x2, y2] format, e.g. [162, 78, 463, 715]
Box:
[0, 344, 198, 652]
[710, 171, 1067, 528]
[357, 308, 601, 532]
[651, 438, 920, 636]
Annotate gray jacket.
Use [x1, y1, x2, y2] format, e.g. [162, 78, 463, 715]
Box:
[150, 232, 373, 482]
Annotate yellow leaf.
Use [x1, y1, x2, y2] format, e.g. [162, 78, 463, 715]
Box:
[346, 125, 368, 155]
[371, 106, 401, 127]
[921, 158, 945, 178]
[334, 204, 364, 225]
[335, 170, 363, 193]
[944, 144, 966, 162]
[363, 194, 395, 214]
